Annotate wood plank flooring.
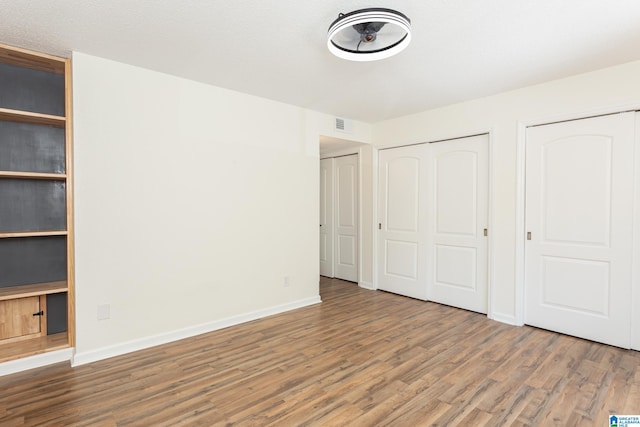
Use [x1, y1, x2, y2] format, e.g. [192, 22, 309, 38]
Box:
[1, 277, 639, 426]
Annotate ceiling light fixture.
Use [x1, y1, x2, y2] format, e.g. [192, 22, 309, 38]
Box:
[327, 8, 411, 62]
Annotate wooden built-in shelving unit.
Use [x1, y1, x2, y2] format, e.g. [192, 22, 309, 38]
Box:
[0, 42, 74, 363]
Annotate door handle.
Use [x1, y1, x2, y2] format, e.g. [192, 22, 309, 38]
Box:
[483, 228, 488, 237]
[527, 231, 532, 240]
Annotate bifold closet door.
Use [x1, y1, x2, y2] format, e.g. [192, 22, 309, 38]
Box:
[427, 135, 489, 313]
[378, 144, 429, 300]
[319, 158, 334, 277]
[334, 155, 358, 282]
[525, 112, 635, 349]
[378, 136, 489, 310]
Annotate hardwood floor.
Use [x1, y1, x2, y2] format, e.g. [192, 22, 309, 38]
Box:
[1, 277, 639, 426]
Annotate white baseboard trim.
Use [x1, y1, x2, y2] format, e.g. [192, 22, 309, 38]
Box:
[73, 295, 322, 367]
[0, 348, 73, 377]
[490, 312, 520, 326]
[359, 281, 375, 290]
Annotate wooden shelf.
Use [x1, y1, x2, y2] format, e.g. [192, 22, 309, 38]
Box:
[0, 108, 65, 128]
[0, 281, 67, 301]
[0, 170, 66, 180]
[0, 230, 67, 239]
[0, 333, 68, 363]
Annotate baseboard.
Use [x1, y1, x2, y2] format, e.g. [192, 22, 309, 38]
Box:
[489, 311, 520, 326]
[72, 295, 322, 367]
[0, 348, 74, 377]
[359, 281, 375, 290]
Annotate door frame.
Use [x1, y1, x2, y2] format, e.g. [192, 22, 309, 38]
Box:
[373, 130, 495, 318]
[515, 104, 640, 344]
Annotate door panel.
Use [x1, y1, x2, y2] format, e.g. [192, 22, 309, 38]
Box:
[378, 145, 428, 300]
[428, 135, 489, 313]
[542, 135, 611, 246]
[319, 158, 334, 277]
[435, 245, 476, 290]
[541, 256, 609, 316]
[386, 157, 420, 232]
[525, 112, 635, 348]
[335, 155, 358, 282]
[434, 151, 478, 237]
[385, 240, 419, 279]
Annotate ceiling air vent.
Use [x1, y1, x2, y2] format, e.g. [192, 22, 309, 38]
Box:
[334, 117, 353, 133]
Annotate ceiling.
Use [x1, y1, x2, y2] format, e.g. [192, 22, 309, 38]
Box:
[1, 1, 640, 123]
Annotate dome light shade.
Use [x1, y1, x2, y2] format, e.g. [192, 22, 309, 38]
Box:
[327, 8, 411, 61]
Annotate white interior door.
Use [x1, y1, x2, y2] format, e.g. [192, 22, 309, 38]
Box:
[378, 145, 428, 300]
[319, 158, 334, 277]
[334, 155, 358, 282]
[525, 112, 636, 349]
[428, 135, 489, 313]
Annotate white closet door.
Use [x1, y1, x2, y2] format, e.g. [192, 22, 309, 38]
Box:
[525, 113, 635, 348]
[334, 155, 359, 282]
[378, 145, 429, 300]
[319, 158, 334, 277]
[428, 135, 489, 313]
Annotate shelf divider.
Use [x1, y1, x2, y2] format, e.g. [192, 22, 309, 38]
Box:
[0, 171, 66, 180]
[0, 281, 68, 301]
[0, 230, 68, 239]
[0, 108, 66, 128]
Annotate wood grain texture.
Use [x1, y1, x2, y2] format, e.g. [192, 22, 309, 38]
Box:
[1, 277, 639, 426]
[0, 297, 41, 342]
[64, 57, 75, 348]
[0, 333, 67, 363]
[0, 43, 66, 74]
[0, 108, 66, 128]
[0, 282, 67, 301]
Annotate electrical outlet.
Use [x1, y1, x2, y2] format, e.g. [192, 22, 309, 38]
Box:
[97, 304, 110, 320]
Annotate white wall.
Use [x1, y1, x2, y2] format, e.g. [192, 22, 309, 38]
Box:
[373, 60, 640, 323]
[68, 51, 640, 365]
[71, 52, 373, 364]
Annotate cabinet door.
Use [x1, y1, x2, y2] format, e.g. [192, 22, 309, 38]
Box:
[0, 297, 42, 342]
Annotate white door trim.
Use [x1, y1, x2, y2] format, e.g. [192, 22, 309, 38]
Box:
[515, 103, 640, 328]
[632, 113, 640, 350]
[319, 158, 335, 278]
